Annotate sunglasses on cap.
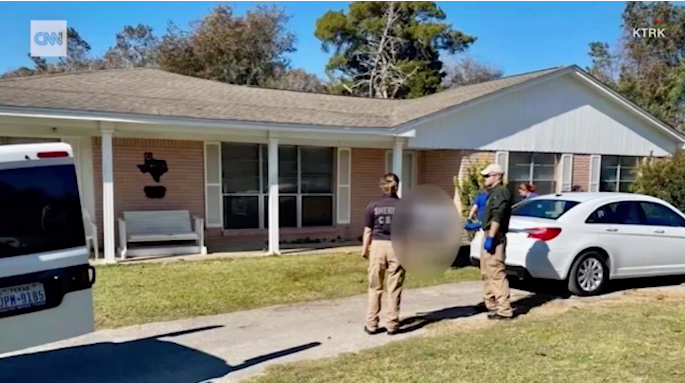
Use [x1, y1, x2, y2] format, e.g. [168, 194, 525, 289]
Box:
[483, 173, 496, 178]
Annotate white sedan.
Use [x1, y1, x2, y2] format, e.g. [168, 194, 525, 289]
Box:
[470, 192, 685, 296]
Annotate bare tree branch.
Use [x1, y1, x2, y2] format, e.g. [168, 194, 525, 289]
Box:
[347, 2, 417, 99]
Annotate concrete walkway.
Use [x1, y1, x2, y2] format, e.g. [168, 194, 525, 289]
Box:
[2, 280, 678, 383]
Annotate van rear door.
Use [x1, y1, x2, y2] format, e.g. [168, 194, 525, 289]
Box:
[0, 143, 95, 355]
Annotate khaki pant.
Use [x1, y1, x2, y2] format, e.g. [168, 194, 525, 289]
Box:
[365, 240, 405, 331]
[480, 237, 513, 317]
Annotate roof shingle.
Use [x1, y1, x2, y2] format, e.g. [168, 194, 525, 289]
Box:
[0, 66, 565, 128]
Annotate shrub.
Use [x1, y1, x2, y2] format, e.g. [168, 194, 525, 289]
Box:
[632, 152, 685, 212]
[454, 159, 488, 218]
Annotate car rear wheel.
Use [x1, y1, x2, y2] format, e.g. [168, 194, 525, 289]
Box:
[567, 251, 609, 296]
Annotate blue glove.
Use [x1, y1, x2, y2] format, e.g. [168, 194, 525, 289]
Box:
[483, 236, 495, 254]
[464, 221, 482, 231]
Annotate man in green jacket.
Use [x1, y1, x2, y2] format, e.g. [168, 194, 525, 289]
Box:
[480, 163, 514, 320]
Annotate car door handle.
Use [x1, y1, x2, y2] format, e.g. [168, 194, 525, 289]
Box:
[605, 228, 618, 232]
[654, 229, 665, 234]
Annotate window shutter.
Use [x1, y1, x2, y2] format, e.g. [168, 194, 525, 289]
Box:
[495, 151, 509, 181]
[589, 154, 601, 192]
[561, 154, 573, 192]
[337, 148, 351, 224]
[204, 142, 222, 228]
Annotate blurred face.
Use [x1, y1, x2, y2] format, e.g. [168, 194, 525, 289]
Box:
[484, 173, 501, 188]
[518, 187, 528, 197]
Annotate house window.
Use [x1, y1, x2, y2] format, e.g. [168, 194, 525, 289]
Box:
[600, 156, 640, 192]
[221, 143, 334, 229]
[222, 143, 261, 229]
[508, 152, 558, 200]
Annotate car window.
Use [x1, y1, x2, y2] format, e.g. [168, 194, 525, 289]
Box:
[639, 202, 685, 227]
[0, 164, 85, 258]
[586, 202, 645, 225]
[512, 199, 579, 220]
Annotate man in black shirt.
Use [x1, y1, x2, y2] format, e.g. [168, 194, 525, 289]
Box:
[361, 173, 404, 335]
[480, 163, 514, 320]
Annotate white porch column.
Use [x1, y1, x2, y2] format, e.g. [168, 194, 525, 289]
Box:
[100, 124, 116, 264]
[268, 136, 280, 255]
[392, 138, 404, 197]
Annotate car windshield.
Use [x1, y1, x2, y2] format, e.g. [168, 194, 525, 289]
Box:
[512, 199, 580, 220]
[0, 164, 85, 258]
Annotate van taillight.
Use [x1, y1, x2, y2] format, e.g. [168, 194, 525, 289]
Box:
[527, 228, 562, 241]
[37, 151, 69, 158]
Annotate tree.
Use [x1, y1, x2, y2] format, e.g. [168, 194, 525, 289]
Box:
[1, 27, 103, 78]
[315, 1, 476, 99]
[443, 56, 503, 87]
[632, 153, 685, 212]
[103, 24, 159, 69]
[263, 68, 325, 93]
[156, 4, 296, 87]
[58, 27, 96, 71]
[155, 22, 201, 77]
[587, 42, 618, 87]
[588, 1, 685, 130]
[2, 5, 309, 91]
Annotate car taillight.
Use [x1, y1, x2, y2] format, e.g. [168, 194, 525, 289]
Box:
[37, 151, 69, 158]
[527, 227, 562, 241]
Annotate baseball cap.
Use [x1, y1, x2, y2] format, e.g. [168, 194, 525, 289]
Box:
[480, 163, 504, 176]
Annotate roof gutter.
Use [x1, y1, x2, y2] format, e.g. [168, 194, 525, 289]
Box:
[0, 105, 397, 137]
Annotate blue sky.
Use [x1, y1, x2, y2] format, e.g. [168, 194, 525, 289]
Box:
[0, 1, 630, 78]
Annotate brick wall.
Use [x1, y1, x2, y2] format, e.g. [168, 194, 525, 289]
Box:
[92, 141, 502, 246]
[572, 154, 591, 191]
[93, 138, 205, 242]
[419, 150, 461, 198]
[419, 150, 495, 198]
[348, 148, 386, 239]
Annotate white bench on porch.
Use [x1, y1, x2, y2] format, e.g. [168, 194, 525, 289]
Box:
[118, 210, 206, 259]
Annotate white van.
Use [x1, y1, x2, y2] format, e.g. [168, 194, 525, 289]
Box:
[0, 142, 95, 355]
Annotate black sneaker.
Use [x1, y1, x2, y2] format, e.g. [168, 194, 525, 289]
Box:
[387, 328, 399, 336]
[487, 314, 513, 321]
[364, 326, 382, 335]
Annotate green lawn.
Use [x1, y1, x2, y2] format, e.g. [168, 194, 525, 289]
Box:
[94, 253, 479, 329]
[245, 290, 685, 383]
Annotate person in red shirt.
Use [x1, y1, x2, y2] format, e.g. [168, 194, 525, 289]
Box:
[517, 183, 538, 200]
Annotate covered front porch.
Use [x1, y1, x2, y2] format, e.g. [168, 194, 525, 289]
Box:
[0, 112, 415, 264]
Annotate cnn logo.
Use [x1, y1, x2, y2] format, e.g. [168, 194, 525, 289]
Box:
[30, 20, 67, 57]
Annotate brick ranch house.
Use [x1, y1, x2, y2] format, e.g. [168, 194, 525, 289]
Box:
[1, 65, 684, 263]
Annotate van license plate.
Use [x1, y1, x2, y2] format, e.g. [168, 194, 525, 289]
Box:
[0, 283, 47, 313]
